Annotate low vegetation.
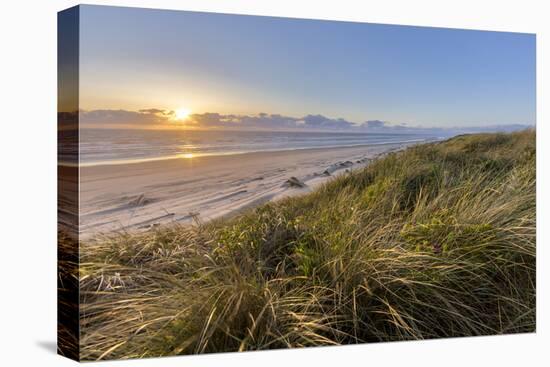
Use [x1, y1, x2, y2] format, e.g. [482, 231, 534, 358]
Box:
[74, 130, 535, 360]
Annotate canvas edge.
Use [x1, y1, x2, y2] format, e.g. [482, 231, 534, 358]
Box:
[57, 5, 81, 362]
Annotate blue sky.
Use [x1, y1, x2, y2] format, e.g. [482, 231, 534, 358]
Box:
[79, 5, 535, 128]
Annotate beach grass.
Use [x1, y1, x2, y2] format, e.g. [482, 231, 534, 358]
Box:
[73, 130, 535, 360]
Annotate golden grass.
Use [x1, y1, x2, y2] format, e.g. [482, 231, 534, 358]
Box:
[70, 130, 535, 360]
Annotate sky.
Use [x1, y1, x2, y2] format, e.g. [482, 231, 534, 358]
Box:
[78, 5, 536, 130]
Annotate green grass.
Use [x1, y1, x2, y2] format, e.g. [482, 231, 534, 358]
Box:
[74, 130, 536, 360]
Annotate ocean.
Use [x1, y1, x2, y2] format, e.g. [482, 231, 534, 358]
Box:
[79, 128, 439, 166]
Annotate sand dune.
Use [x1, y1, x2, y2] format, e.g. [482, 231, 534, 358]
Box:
[79, 142, 414, 239]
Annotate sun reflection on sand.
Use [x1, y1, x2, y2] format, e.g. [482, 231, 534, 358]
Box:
[179, 153, 194, 159]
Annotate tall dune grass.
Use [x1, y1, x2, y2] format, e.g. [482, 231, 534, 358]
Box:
[74, 130, 535, 360]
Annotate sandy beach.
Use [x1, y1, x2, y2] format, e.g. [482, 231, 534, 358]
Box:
[79, 142, 415, 239]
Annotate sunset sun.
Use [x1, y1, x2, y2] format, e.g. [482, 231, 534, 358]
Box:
[175, 107, 191, 120]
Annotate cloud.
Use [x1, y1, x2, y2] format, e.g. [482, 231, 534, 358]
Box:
[302, 114, 354, 129]
[139, 108, 175, 118]
[238, 114, 306, 129]
[81, 108, 360, 130]
[79, 108, 532, 135]
[187, 113, 357, 130]
[363, 120, 386, 128]
[81, 109, 175, 126]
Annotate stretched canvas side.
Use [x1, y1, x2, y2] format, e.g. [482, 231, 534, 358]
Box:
[57, 5, 80, 361]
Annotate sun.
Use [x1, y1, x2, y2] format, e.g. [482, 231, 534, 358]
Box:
[175, 107, 191, 120]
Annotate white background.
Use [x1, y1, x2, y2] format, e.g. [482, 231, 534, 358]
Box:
[0, 0, 548, 365]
